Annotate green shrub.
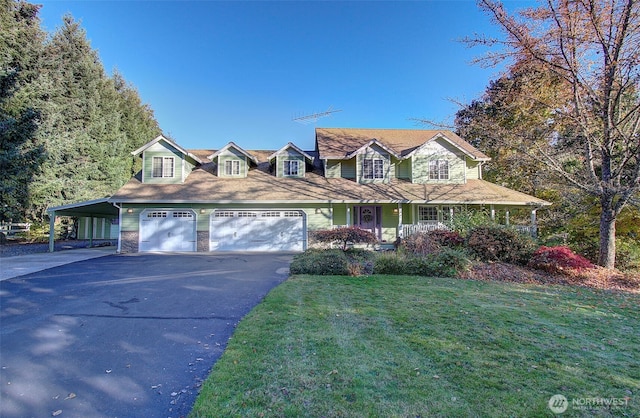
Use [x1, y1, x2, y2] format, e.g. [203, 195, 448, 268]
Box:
[290, 249, 349, 275]
[437, 247, 471, 273]
[373, 252, 408, 275]
[373, 249, 470, 278]
[466, 226, 536, 265]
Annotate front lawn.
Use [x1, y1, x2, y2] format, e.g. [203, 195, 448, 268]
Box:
[190, 275, 639, 417]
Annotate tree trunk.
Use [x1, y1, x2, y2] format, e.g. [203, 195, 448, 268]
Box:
[598, 199, 616, 269]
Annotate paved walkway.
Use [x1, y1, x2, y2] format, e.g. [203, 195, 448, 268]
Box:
[0, 247, 116, 281]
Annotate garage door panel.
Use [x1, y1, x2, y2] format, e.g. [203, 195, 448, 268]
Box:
[210, 210, 304, 252]
[139, 210, 196, 252]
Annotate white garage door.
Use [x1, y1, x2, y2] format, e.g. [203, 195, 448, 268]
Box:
[139, 210, 197, 252]
[210, 210, 304, 252]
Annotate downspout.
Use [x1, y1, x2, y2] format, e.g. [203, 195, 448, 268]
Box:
[111, 202, 122, 253]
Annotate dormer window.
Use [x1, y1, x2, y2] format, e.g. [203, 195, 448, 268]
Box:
[429, 160, 449, 180]
[152, 157, 175, 178]
[224, 160, 241, 176]
[284, 160, 300, 176]
[363, 158, 384, 180]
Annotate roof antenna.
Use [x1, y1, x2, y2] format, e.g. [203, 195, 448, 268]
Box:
[292, 106, 342, 125]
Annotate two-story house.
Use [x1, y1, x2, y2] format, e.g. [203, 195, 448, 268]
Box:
[48, 128, 550, 253]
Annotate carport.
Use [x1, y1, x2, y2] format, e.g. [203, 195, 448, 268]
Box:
[46, 198, 120, 252]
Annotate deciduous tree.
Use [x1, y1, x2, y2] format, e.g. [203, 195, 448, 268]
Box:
[465, 0, 640, 268]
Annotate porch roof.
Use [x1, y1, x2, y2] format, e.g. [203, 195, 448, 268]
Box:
[110, 164, 550, 207]
[47, 198, 119, 217]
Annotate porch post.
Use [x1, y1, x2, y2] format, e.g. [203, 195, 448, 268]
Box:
[88, 216, 94, 247]
[49, 212, 55, 252]
[530, 208, 538, 238]
[397, 203, 403, 238]
[330, 203, 334, 227]
[346, 206, 351, 226]
[490, 205, 495, 221]
[505, 210, 510, 226]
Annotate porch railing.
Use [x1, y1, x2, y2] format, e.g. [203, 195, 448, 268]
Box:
[400, 223, 537, 238]
[401, 222, 449, 237]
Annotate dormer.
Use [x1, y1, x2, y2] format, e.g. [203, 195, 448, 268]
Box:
[268, 142, 314, 178]
[347, 139, 399, 184]
[208, 142, 258, 178]
[131, 135, 203, 184]
[315, 128, 491, 185]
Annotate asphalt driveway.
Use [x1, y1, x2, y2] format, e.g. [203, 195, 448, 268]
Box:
[0, 252, 293, 418]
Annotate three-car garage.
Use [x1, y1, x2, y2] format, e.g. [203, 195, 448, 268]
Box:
[138, 208, 305, 252]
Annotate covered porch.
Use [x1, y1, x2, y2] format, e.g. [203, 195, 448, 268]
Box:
[396, 203, 543, 238]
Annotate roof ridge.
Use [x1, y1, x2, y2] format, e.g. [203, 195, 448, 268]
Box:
[317, 127, 453, 132]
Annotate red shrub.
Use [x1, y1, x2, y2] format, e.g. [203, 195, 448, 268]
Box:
[311, 227, 378, 251]
[427, 230, 465, 248]
[529, 246, 596, 274]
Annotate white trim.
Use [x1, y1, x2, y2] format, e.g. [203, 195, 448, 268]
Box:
[208, 142, 258, 164]
[268, 142, 315, 163]
[132, 135, 203, 164]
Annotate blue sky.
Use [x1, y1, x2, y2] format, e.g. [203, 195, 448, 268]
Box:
[37, 1, 522, 151]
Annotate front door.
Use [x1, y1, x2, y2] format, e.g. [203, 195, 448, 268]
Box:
[357, 206, 381, 238]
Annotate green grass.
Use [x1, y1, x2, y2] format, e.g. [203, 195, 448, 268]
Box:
[190, 275, 639, 417]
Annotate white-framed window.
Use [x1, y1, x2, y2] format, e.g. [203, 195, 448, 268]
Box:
[429, 160, 449, 180]
[224, 160, 241, 176]
[152, 157, 175, 178]
[441, 206, 461, 222]
[418, 206, 438, 222]
[284, 160, 300, 176]
[363, 158, 384, 180]
[172, 211, 193, 218]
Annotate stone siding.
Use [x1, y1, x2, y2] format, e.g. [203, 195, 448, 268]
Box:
[197, 231, 209, 252]
[120, 231, 139, 253]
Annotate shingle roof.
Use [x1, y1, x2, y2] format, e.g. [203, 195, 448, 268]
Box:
[111, 159, 549, 206]
[315, 128, 491, 161]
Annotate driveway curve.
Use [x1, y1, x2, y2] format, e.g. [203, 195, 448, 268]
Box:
[0, 252, 293, 418]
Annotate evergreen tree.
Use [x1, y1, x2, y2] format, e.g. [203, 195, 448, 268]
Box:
[0, 0, 47, 222]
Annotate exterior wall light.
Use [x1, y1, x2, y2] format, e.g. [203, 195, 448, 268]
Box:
[126, 208, 134, 214]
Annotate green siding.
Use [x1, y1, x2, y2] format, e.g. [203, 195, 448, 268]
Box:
[275, 150, 305, 178]
[397, 159, 411, 179]
[357, 145, 391, 184]
[341, 158, 356, 179]
[331, 205, 347, 225]
[325, 160, 341, 178]
[121, 203, 408, 243]
[78, 217, 116, 239]
[411, 140, 466, 184]
[143, 149, 185, 184]
[466, 159, 481, 180]
[217, 150, 248, 177]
